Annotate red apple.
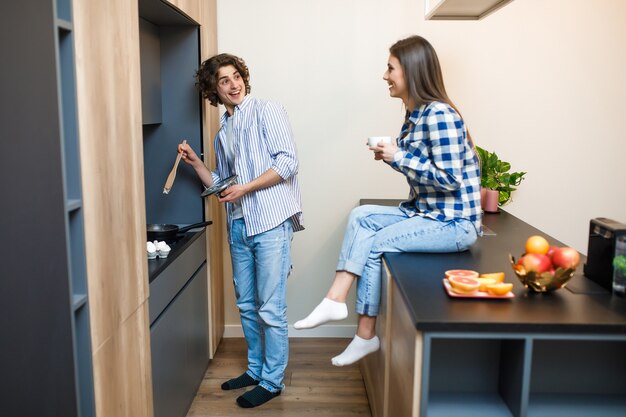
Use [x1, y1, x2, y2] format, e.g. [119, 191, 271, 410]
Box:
[521, 253, 552, 273]
[552, 247, 580, 270]
[547, 245, 559, 260]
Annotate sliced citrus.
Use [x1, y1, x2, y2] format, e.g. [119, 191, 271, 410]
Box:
[486, 282, 513, 296]
[444, 269, 479, 279]
[479, 272, 505, 283]
[477, 277, 497, 292]
[448, 276, 480, 293]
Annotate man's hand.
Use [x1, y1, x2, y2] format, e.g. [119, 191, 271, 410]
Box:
[218, 184, 248, 203]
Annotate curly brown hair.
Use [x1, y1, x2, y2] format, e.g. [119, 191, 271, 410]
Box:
[195, 53, 251, 107]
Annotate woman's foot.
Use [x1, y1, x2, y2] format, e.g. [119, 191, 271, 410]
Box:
[294, 298, 348, 329]
[331, 335, 380, 366]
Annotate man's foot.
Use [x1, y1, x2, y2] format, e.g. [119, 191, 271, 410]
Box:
[331, 335, 380, 366]
[221, 372, 259, 390]
[236, 385, 281, 408]
[294, 298, 348, 329]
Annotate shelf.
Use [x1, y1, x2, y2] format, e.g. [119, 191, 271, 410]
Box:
[67, 198, 82, 212]
[72, 294, 88, 311]
[529, 339, 626, 414]
[73, 303, 95, 416]
[56, 18, 73, 32]
[68, 209, 87, 295]
[54, 0, 95, 413]
[57, 27, 82, 201]
[527, 394, 626, 417]
[425, 0, 513, 21]
[424, 336, 527, 417]
[55, 0, 72, 21]
[428, 392, 514, 417]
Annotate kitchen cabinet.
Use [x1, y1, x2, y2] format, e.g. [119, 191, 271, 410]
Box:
[139, 0, 204, 225]
[139, 0, 225, 360]
[425, 0, 513, 20]
[149, 230, 210, 417]
[360, 203, 626, 417]
[1, 0, 94, 416]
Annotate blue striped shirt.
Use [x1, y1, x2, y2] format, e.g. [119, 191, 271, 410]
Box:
[391, 101, 482, 234]
[212, 95, 304, 236]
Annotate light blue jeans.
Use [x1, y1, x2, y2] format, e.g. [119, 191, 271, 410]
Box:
[337, 205, 478, 316]
[229, 218, 293, 393]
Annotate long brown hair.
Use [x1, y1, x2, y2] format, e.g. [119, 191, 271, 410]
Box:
[390, 35, 473, 146]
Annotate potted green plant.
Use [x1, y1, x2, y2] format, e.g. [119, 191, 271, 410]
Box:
[476, 146, 526, 212]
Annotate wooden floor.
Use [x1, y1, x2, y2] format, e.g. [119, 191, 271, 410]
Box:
[186, 338, 372, 417]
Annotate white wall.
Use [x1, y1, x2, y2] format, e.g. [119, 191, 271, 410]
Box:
[216, 0, 626, 333]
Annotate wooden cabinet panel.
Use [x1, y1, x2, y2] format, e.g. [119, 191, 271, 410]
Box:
[72, 0, 152, 415]
[388, 280, 422, 417]
[360, 261, 392, 417]
[92, 304, 153, 417]
[73, 0, 147, 350]
[165, 0, 201, 23]
[198, 0, 224, 357]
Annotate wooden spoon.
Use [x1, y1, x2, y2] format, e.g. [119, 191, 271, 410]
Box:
[163, 139, 187, 194]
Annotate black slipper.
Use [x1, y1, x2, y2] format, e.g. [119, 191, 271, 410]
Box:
[221, 373, 259, 390]
[236, 386, 281, 408]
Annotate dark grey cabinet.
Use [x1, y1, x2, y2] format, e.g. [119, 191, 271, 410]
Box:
[150, 232, 210, 417]
[0, 0, 94, 416]
[139, 0, 204, 225]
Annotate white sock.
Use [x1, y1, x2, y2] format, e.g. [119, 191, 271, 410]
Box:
[293, 298, 348, 329]
[331, 335, 380, 367]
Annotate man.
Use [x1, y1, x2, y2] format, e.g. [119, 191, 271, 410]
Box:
[178, 53, 303, 408]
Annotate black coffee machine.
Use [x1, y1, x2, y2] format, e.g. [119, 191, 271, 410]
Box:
[583, 217, 626, 291]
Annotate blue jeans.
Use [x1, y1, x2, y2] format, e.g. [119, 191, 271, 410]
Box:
[229, 218, 293, 392]
[337, 205, 478, 316]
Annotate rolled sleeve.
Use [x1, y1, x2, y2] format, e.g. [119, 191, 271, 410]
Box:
[261, 101, 299, 179]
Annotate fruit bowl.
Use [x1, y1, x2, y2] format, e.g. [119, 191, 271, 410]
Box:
[509, 254, 575, 292]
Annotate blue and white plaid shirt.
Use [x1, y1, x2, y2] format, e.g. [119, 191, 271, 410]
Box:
[390, 101, 482, 234]
[212, 95, 304, 237]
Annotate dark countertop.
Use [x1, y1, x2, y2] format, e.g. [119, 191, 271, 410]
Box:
[365, 200, 626, 334]
[148, 229, 206, 283]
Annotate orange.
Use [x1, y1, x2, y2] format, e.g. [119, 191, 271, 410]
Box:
[444, 269, 479, 279]
[477, 277, 497, 292]
[525, 235, 550, 255]
[486, 283, 513, 296]
[479, 272, 505, 283]
[448, 276, 480, 293]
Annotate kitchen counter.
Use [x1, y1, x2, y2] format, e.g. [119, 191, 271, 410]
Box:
[385, 210, 626, 334]
[148, 228, 206, 283]
[358, 200, 626, 417]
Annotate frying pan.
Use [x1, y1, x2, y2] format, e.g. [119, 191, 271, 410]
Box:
[147, 220, 213, 242]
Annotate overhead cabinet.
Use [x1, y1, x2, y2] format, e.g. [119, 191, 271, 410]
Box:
[425, 0, 514, 20]
[139, 0, 204, 225]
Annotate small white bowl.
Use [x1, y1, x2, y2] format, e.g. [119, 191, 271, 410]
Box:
[157, 249, 170, 258]
[367, 136, 392, 147]
[147, 241, 157, 259]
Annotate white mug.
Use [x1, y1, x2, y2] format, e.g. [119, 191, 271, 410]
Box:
[367, 136, 392, 147]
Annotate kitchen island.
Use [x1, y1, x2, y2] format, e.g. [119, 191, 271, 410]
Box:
[359, 201, 626, 417]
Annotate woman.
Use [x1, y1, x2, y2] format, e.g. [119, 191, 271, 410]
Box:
[294, 35, 482, 366]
